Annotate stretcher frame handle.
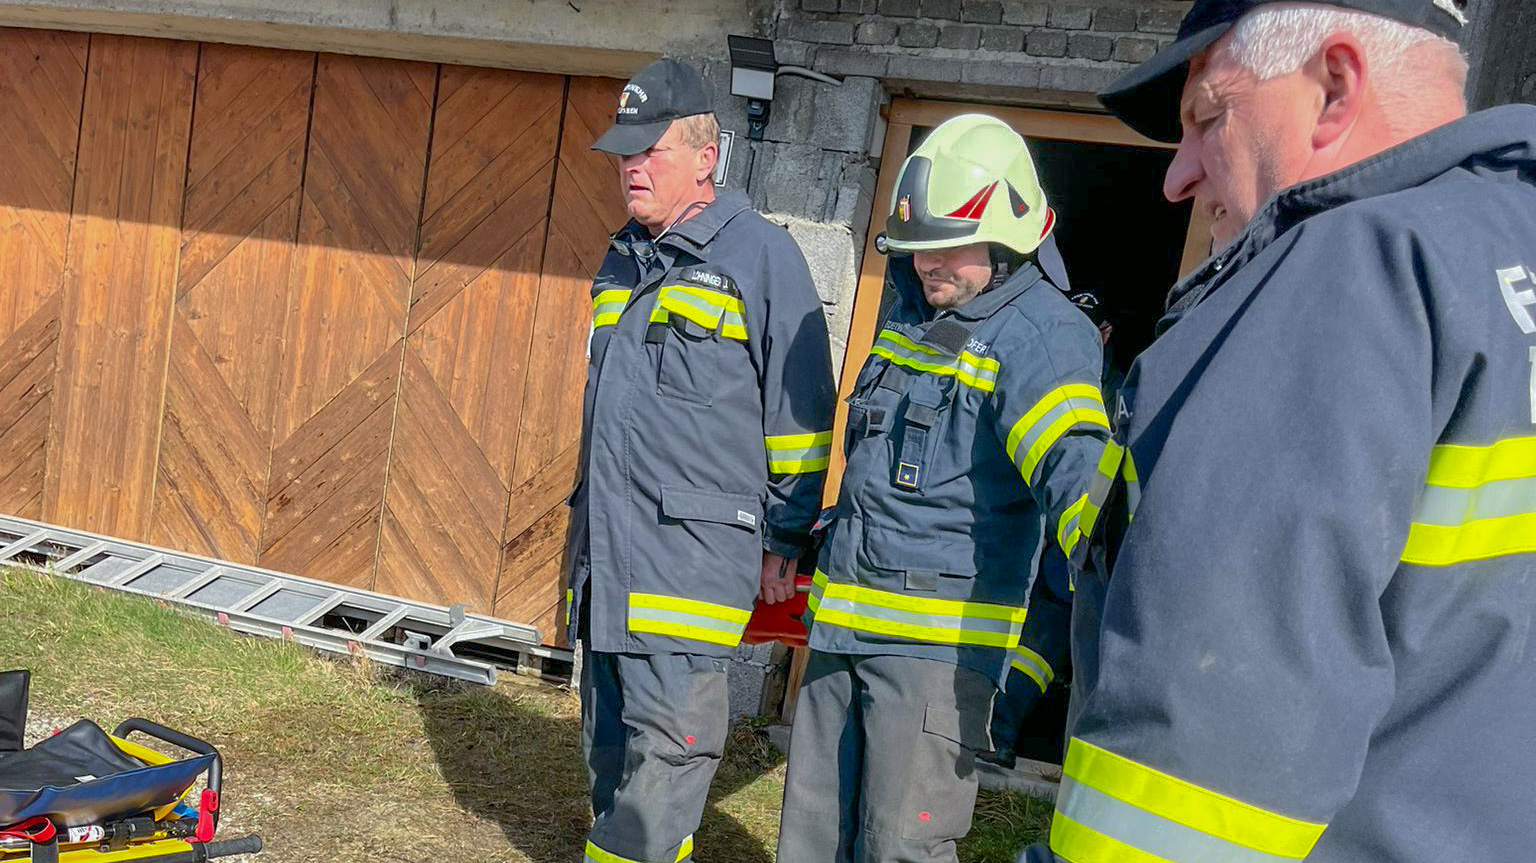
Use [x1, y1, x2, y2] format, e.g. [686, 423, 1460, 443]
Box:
[110, 719, 222, 797]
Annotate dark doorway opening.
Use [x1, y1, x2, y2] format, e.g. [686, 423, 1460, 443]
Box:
[1029, 138, 1194, 368]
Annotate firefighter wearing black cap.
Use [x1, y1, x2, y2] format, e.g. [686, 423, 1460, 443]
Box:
[1020, 0, 1536, 859]
[567, 58, 836, 863]
[773, 114, 1109, 863]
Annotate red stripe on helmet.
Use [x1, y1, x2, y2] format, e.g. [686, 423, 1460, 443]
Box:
[945, 181, 999, 220]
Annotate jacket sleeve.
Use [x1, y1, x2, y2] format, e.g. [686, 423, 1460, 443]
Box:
[1037, 216, 1431, 863]
[755, 232, 838, 558]
[989, 309, 1111, 563]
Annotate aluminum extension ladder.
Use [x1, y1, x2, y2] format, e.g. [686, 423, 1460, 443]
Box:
[0, 513, 572, 686]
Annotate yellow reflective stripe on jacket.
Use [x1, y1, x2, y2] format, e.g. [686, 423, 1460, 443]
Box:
[1057, 493, 1090, 558]
[808, 569, 1027, 649]
[1052, 737, 1326, 863]
[648, 285, 748, 341]
[1005, 383, 1110, 484]
[583, 835, 694, 863]
[593, 288, 633, 328]
[1122, 447, 1142, 522]
[627, 593, 750, 647]
[1402, 435, 1536, 565]
[870, 328, 1000, 392]
[766, 430, 833, 474]
[565, 588, 574, 628]
[1009, 645, 1054, 693]
[1077, 440, 1125, 549]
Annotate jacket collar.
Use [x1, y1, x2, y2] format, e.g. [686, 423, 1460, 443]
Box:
[889, 255, 1049, 324]
[613, 190, 753, 256]
[1163, 104, 1536, 328]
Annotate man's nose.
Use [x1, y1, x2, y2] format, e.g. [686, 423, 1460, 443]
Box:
[1163, 130, 1203, 203]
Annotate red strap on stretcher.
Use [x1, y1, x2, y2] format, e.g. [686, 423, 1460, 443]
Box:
[194, 788, 220, 842]
[0, 817, 56, 844]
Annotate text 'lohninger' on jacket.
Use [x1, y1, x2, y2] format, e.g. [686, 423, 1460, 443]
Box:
[810, 254, 1109, 687]
[1034, 105, 1536, 863]
[566, 190, 837, 658]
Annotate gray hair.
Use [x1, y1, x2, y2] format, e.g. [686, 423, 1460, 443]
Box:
[675, 112, 721, 151]
[1224, 2, 1467, 88]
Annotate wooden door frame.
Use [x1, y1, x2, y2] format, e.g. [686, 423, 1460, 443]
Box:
[782, 97, 1213, 720]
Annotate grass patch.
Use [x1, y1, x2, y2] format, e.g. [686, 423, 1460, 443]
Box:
[1, 567, 1048, 862]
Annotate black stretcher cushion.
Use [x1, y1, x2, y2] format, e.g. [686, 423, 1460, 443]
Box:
[0, 671, 26, 753]
[0, 719, 213, 828]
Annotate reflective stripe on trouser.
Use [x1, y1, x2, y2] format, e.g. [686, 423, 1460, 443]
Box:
[582, 650, 728, 863]
[809, 570, 1028, 649]
[777, 651, 996, 863]
[585, 836, 693, 863]
[870, 328, 1000, 392]
[1051, 737, 1327, 863]
[1401, 435, 1536, 565]
[766, 430, 834, 474]
[627, 592, 750, 647]
[1006, 383, 1109, 484]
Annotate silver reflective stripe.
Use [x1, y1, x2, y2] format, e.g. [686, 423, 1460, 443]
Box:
[768, 441, 831, 461]
[1011, 396, 1108, 469]
[871, 332, 1000, 388]
[628, 606, 747, 636]
[814, 594, 1022, 639]
[1057, 777, 1300, 863]
[1412, 475, 1536, 525]
[1010, 646, 1054, 692]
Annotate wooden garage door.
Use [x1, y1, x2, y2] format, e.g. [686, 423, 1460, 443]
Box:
[0, 28, 627, 643]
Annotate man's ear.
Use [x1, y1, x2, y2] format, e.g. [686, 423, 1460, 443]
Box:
[696, 141, 719, 185]
[1309, 33, 1368, 151]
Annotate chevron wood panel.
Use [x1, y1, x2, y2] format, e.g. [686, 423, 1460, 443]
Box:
[0, 28, 82, 518]
[508, 77, 626, 487]
[0, 298, 61, 518]
[372, 67, 566, 610]
[260, 54, 433, 587]
[493, 78, 628, 639]
[152, 44, 315, 563]
[271, 53, 432, 444]
[46, 35, 197, 541]
[0, 28, 85, 343]
[262, 345, 402, 587]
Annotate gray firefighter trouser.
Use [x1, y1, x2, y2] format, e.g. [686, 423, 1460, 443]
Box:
[581, 649, 729, 863]
[776, 651, 996, 863]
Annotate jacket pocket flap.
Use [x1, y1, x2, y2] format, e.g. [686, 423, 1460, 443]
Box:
[861, 523, 979, 577]
[922, 704, 992, 750]
[661, 486, 761, 531]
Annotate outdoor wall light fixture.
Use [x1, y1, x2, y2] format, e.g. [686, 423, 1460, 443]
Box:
[728, 35, 843, 141]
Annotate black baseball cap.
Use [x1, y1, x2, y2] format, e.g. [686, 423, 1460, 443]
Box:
[1066, 290, 1108, 326]
[1099, 0, 1471, 143]
[592, 58, 715, 156]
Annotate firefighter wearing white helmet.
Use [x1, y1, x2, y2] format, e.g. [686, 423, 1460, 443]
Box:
[772, 114, 1109, 863]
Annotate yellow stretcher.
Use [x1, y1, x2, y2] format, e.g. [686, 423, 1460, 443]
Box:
[0, 670, 262, 862]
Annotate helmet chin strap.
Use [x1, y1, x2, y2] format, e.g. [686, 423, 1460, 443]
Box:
[987, 243, 1030, 290]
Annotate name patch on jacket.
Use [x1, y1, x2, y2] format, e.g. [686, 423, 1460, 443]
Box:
[737, 510, 758, 527]
[679, 267, 739, 295]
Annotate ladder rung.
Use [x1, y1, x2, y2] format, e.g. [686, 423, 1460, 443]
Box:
[168, 566, 226, 599]
[0, 530, 50, 561]
[229, 579, 285, 613]
[107, 553, 168, 586]
[294, 590, 349, 626]
[358, 607, 411, 641]
[54, 541, 109, 571]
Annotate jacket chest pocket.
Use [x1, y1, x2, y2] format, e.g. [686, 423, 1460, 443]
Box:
[649, 283, 746, 406]
[890, 373, 956, 492]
